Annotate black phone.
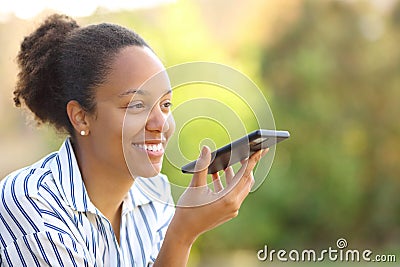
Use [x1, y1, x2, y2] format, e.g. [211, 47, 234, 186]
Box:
[181, 129, 290, 174]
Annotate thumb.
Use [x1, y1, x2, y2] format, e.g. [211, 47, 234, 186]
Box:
[189, 146, 211, 187]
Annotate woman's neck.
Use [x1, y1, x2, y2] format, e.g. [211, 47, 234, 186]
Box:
[71, 139, 134, 242]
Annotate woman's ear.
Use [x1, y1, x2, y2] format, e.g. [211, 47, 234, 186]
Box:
[66, 100, 90, 136]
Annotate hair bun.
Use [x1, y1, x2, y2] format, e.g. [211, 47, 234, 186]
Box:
[18, 14, 79, 77]
[14, 14, 79, 125]
[14, 14, 149, 135]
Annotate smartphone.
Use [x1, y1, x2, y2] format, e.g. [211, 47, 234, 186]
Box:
[181, 129, 290, 174]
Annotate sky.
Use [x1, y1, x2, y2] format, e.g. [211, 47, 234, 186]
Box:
[1, 0, 398, 22]
[0, 0, 176, 21]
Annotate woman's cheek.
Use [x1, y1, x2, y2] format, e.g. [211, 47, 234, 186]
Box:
[165, 114, 176, 139]
[124, 112, 147, 133]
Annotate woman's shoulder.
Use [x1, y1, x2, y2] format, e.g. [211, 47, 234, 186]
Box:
[0, 152, 57, 189]
[0, 152, 61, 245]
[1, 151, 58, 196]
[0, 139, 75, 201]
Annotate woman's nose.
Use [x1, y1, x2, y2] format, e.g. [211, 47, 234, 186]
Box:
[146, 105, 170, 133]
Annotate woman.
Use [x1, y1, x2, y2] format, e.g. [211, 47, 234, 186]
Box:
[0, 14, 267, 266]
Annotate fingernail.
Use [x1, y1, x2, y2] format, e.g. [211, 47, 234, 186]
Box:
[200, 146, 208, 158]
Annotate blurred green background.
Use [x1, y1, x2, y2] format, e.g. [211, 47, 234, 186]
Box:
[1, 0, 399, 266]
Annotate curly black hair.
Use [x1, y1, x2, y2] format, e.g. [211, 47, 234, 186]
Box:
[14, 14, 149, 136]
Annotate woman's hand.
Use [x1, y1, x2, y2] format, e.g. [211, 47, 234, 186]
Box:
[154, 146, 268, 266]
[170, 146, 269, 245]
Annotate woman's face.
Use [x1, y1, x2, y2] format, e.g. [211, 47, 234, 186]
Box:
[87, 45, 175, 178]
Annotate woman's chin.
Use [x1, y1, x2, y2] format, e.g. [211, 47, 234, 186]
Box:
[131, 162, 162, 178]
[140, 170, 160, 178]
[126, 155, 164, 178]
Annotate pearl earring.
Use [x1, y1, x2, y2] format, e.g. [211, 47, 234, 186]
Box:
[80, 130, 86, 136]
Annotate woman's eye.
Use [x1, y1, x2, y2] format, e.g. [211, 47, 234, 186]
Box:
[162, 101, 173, 109]
[127, 102, 145, 109]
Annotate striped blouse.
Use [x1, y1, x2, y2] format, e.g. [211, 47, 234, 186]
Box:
[0, 138, 175, 266]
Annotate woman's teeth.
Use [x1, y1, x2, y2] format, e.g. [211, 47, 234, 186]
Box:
[133, 143, 163, 152]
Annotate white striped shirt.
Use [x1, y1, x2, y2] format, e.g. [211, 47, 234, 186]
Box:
[0, 138, 175, 266]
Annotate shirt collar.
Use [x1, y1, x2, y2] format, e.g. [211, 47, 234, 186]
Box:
[50, 138, 160, 215]
[123, 176, 173, 215]
[121, 183, 151, 215]
[50, 138, 97, 213]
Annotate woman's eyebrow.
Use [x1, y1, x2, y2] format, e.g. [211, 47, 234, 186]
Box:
[162, 89, 172, 96]
[118, 89, 172, 97]
[118, 89, 146, 97]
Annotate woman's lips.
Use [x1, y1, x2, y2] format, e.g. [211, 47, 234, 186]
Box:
[132, 142, 164, 157]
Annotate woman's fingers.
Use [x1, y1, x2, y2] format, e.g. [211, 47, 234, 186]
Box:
[223, 149, 266, 195]
[235, 171, 255, 204]
[212, 173, 224, 192]
[174, 148, 269, 244]
[224, 166, 234, 185]
[190, 147, 267, 193]
[261, 148, 269, 157]
[189, 146, 211, 187]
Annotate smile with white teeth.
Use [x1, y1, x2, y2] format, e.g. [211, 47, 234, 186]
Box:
[133, 143, 163, 152]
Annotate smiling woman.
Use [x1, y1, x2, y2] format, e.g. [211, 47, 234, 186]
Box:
[0, 14, 268, 266]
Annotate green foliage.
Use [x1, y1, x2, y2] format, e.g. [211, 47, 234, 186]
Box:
[198, 0, 400, 253]
[99, 0, 398, 258]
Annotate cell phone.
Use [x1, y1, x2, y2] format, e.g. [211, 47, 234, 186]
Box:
[181, 129, 290, 174]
